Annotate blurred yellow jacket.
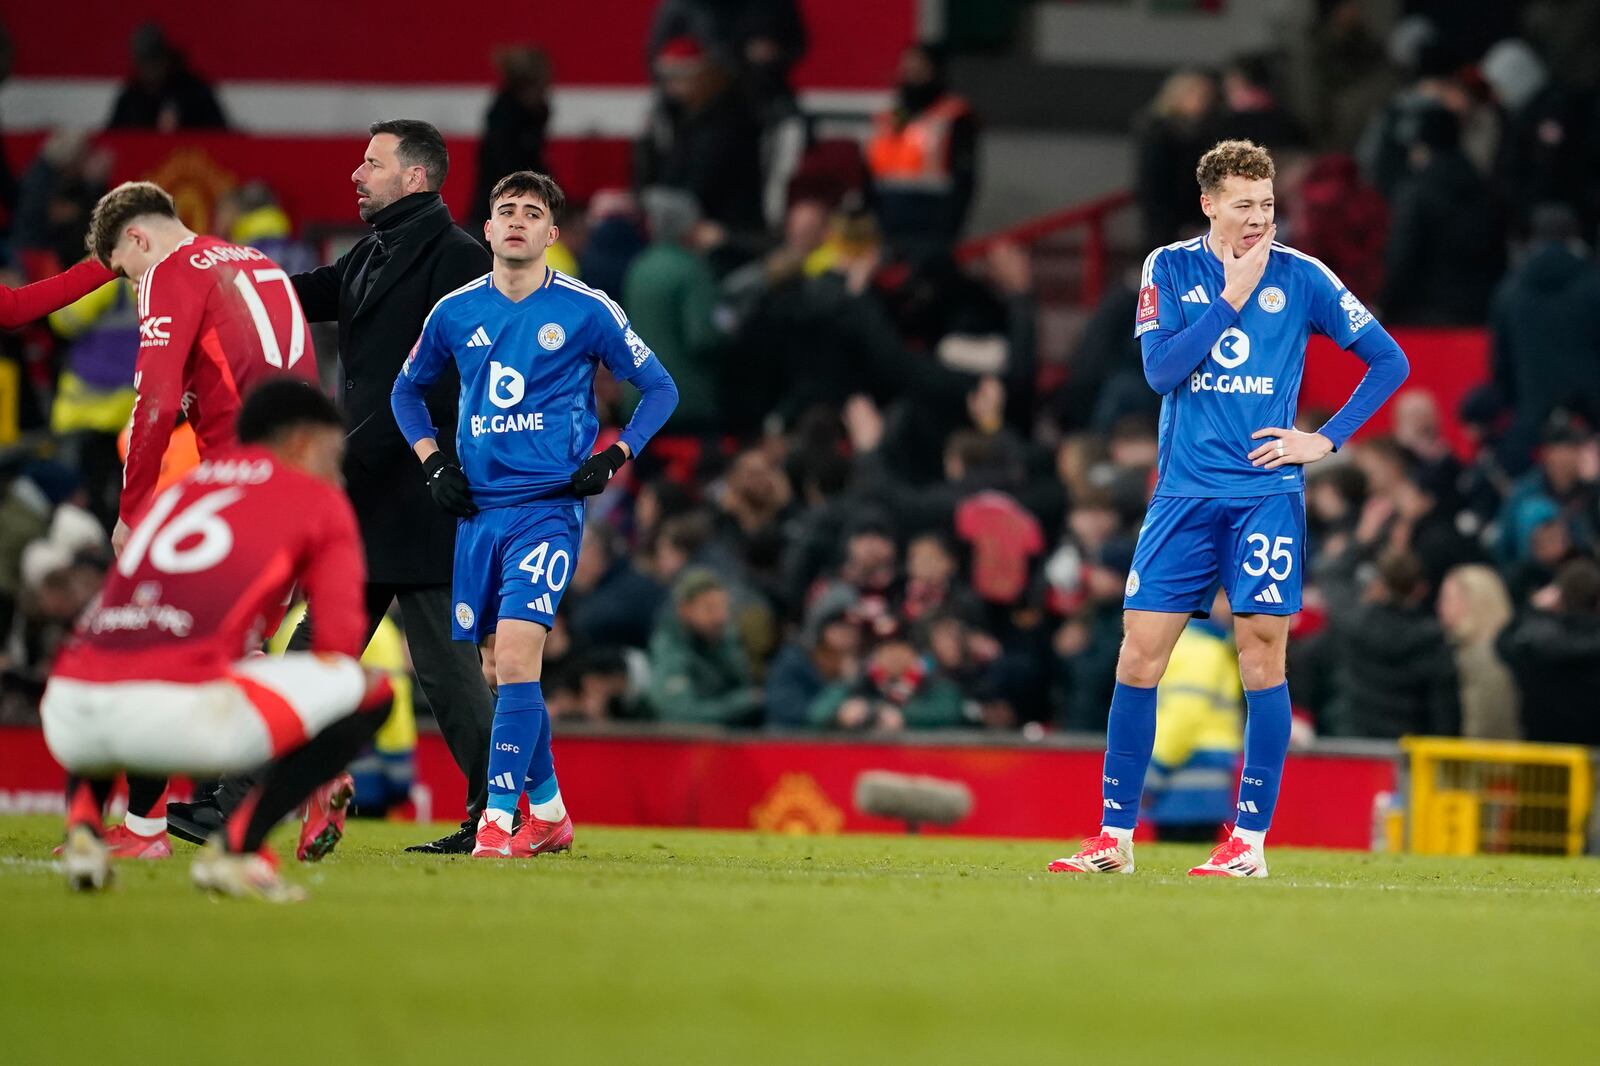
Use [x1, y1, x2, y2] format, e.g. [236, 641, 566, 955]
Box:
[1147, 620, 1243, 825]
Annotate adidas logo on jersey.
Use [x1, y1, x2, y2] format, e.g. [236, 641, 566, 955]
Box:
[1253, 583, 1284, 605]
[465, 326, 493, 348]
[527, 593, 554, 615]
[1179, 285, 1210, 304]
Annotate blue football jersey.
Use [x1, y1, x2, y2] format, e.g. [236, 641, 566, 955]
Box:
[397, 268, 660, 508]
[1134, 235, 1378, 497]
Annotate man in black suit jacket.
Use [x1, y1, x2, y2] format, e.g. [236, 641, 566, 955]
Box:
[175, 121, 496, 854]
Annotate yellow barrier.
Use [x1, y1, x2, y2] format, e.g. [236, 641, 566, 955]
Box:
[1400, 737, 1594, 856]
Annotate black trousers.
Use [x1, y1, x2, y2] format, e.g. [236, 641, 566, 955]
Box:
[218, 582, 492, 819]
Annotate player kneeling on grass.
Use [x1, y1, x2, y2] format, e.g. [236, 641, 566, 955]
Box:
[391, 171, 678, 859]
[42, 379, 392, 901]
[1050, 139, 1408, 878]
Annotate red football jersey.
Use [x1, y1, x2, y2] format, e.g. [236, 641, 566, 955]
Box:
[55, 447, 366, 684]
[124, 235, 318, 525]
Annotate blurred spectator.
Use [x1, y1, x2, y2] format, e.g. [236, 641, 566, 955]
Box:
[1436, 564, 1520, 739]
[1355, 18, 1460, 199]
[734, 211, 978, 439]
[921, 609, 1017, 727]
[1210, 54, 1308, 150]
[807, 633, 965, 731]
[1133, 70, 1217, 249]
[1479, 38, 1597, 235]
[107, 23, 227, 131]
[1390, 390, 1462, 513]
[647, 567, 762, 725]
[45, 277, 138, 526]
[1489, 204, 1600, 468]
[0, 462, 93, 637]
[1307, 0, 1395, 151]
[1353, 437, 1483, 598]
[637, 37, 765, 238]
[649, 0, 806, 104]
[1051, 270, 1163, 435]
[1284, 153, 1388, 301]
[899, 532, 981, 627]
[1380, 107, 1503, 324]
[623, 188, 723, 433]
[707, 446, 793, 621]
[1324, 549, 1459, 738]
[867, 42, 978, 256]
[475, 47, 553, 223]
[1050, 537, 1129, 732]
[809, 511, 901, 645]
[546, 646, 632, 723]
[765, 588, 860, 728]
[1145, 593, 1242, 842]
[579, 191, 648, 298]
[1495, 423, 1599, 565]
[1497, 558, 1600, 745]
[11, 132, 111, 274]
[1455, 384, 1519, 535]
[567, 521, 666, 650]
[0, 24, 17, 223]
[212, 182, 319, 275]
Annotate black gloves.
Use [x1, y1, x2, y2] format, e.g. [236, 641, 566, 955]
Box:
[422, 451, 477, 517]
[570, 443, 627, 497]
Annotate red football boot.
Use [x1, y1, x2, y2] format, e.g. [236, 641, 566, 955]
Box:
[297, 772, 355, 863]
[471, 814, 514, 858]
[510, 812, 573, 858]
[102, 823, 173, 860]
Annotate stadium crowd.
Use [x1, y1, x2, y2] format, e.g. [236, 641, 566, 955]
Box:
[0, 1, 1598, 751]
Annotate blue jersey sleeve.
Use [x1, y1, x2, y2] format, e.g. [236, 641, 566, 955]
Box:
[590, 311, 679, 457]
[1316, 323, 1410, 450]
[1303, 258, 1378, 350]
[1133, 248, 1183, 339]
[391, 303, 455, 448]
[1135, 248, 1241, 394]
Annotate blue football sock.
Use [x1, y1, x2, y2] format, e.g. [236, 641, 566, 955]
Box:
[486, 681, 542, 817]
[1236, 682, 1292, 832]
[524, 686, 558, 805]
[1100, 681, 1158, 831]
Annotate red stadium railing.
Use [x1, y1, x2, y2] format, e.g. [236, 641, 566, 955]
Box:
[956, 189, 1136, 307]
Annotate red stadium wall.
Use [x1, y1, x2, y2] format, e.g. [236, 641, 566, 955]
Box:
[0, 131, 631, 233]
[0, 0, 915, 88]
[0, 725, 1397, 849]
[1300, 329, 1489, 456]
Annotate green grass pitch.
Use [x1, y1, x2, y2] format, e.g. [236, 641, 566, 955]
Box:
[2, 816, 1598, 1064]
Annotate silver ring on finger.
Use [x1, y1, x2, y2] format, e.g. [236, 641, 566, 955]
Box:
[1276, 441, 1286, 456]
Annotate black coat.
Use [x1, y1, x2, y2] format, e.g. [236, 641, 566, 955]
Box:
[292, 193, 490, 584]
[1497, 611, 1600, 746]
[1325, 602, 1461, 738]
[1380, 151, 1504, 325]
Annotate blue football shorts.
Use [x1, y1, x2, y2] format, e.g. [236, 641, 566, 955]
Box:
[451, 501, 585, 642]
[1124, 493, 1306, 616]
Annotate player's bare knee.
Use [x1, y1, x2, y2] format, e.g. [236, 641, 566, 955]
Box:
[1235, 626, 1288, 689]
[1115, 638, 1169, 688]
[492, 621, 546, 686]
